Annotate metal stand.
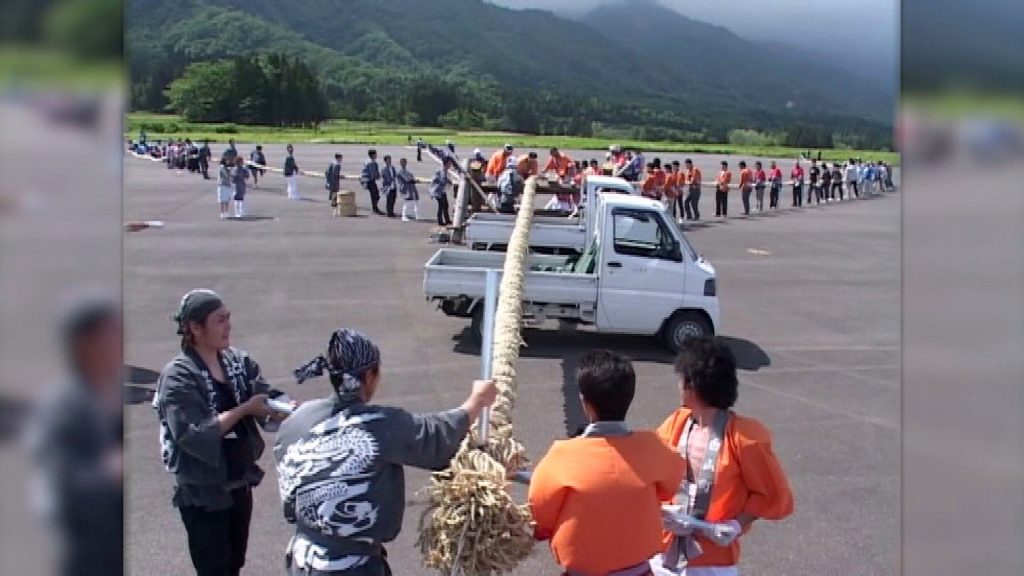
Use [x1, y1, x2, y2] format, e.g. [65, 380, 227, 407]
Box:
[477, 269, 499, 446]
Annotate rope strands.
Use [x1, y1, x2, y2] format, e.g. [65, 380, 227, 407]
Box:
[417, 177, 541, 576]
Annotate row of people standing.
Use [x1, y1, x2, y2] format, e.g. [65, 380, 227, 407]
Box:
[352, 149, 452, 225]
[641, 157, 895, 219]
[154, 288, 793, 576]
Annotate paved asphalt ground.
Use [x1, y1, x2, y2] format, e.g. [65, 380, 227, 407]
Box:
[124, 144, 899, 576]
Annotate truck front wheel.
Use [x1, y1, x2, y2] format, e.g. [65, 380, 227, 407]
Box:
[662, 312, 713, 353]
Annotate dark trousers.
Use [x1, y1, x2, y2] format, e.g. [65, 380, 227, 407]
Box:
[809, 184, 820, 204]
[287, 550, 392, 575]
[741, 187, 752, 215]
[715, 191, 728, 216]
[367, 181, 382, 213]
[793, 185, 803, 206]
[385, 189, 397, 217]
[178, 487, 252, 576]
[831, 181, 842, 199]
[199, 158, 210, 179]
[436, 194, 451, 225]
[769, 185, 780, 208]
[849, 181, 859, 198]
[755, 185, 766, 211]
[684, 189, 700, 220]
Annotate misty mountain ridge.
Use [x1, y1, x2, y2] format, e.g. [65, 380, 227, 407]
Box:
[128, 0, 893, 146]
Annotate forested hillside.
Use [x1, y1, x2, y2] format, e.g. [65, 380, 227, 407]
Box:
[127, 0, 894, 149]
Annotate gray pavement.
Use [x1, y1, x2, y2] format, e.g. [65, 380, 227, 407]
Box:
[124, 145, 899, 576]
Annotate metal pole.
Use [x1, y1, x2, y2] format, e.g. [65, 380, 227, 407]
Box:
[478, 269, 499, 446]
[451, 159, 471, 244]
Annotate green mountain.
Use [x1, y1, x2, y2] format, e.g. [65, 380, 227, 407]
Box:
[126, 0, 893, 148]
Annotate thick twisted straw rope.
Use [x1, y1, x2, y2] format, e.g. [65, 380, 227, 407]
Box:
[418, 178, 540, 576]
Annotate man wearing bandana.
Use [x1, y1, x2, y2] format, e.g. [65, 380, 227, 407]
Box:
[652, 338, 793, 576]
[274, 329, 497, 575]
[153, 289, 290, 576]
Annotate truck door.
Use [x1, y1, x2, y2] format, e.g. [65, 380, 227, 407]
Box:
[596, 208, 687, 334]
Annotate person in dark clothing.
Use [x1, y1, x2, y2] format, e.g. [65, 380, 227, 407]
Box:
[361, 150, 383, 215]
[276, 329, 497, 575]
[249, 146, 267, 189]
[808, 160, 821, 205]
[27, 296, 124, 576]
[154, 290, 290, 576]
[381, 155, 399, 218]
[831, 164, 844, 200]
[224, 139, 238, 164]
[430, 159, 454, 225]
[821, 163, 833, 203]
[199, 140, 212, 180]
[284, 145, 301, 200]
[326, 154, 343, 206]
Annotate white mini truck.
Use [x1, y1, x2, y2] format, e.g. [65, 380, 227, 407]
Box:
[465, 175, 640, 254]
[424, 193, 719, 352]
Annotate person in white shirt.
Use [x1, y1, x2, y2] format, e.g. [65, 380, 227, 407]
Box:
[845, 159, 859, 199]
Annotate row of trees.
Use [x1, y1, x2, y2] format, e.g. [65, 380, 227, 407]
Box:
[148, 53, 891, 149]
[164, 54, 329, 127]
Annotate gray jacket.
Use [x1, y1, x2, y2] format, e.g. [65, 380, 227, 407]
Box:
[274, 396, 469, 572]
[218, 165, 232, 188]
[429, 169, 449, 199]
[154, 347, 277, 510]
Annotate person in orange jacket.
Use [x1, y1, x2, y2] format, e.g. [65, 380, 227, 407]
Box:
[545, 147, 575, 184]
[664, 161, 682, 215]
[486, 144, 514, 181]
[518, 151, 540, 179]
[651, 337, 794, 576]
[641, 160, 667, 201]
[714, 162, 732, 217]
[529, 350, 685, 576]
[737, 161, 754, 216]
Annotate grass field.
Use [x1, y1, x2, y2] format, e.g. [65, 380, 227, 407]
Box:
[125, 112, 900, 165]
[0, 46, 122, 90]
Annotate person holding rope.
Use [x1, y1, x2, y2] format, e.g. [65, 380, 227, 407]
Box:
[753, 162, 767, 213]
[683, 159, 702, 221]
[217, 156, 234, 220]
[768, 161, 783, 210]
[153, 289, 291, 576]
[430, 158, 455, 226]
[529, 350, 685, 576]
[714, 161, 731, 218]
[652, 337, 793, 576]
[395, 158, 420, 222]
[381, 155, 399, 218]
[790, 161, 805, 207]
[360, 149, 383, 215]
[274, 329, 498, 576]
[249, 145, 267, 189]
[285, 144, 301, 200]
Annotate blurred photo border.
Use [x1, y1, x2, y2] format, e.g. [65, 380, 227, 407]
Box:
[1, 0, 1022, 574]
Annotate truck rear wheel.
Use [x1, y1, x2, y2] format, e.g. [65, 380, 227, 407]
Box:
[662, 312, 712, 353]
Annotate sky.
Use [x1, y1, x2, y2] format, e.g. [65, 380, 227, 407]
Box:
[490, 0, 898, 86]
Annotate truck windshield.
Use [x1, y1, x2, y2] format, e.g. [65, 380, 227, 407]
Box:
[612, 209, 680, 260]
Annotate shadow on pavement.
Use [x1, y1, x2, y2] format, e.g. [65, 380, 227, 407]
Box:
[718, 336, 771, 372]
[124, 365, 160, 384]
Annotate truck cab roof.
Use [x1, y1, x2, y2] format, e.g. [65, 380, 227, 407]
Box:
[596, 193, 663, 211]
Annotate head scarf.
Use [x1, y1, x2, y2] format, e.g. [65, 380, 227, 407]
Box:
[172, 289, 223, 335]
[294, 329, 380, 400]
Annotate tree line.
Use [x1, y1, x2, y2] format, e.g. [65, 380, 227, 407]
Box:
[164, 54, 329, 127]
[143, 52, 892, 150]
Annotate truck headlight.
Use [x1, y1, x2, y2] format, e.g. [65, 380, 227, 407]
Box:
[704, 278, 716, 297]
